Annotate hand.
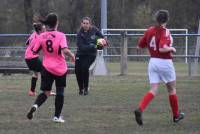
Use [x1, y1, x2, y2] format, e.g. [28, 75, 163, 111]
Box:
[97, 45, 103, 50]
[170, 47, 176, 53]
[70, 54, 75, 63]
[136, 46, 141, 49]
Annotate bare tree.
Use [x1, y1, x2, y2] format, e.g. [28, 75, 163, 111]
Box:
[24, 0, 33, 33]
[39, 0, 49, 18]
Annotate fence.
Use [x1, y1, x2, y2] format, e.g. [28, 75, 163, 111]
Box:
[0, 31, 199, 76]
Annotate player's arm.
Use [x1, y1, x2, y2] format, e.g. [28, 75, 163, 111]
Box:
[95, 27, 104, 38]
[32, 39, 42, 54]
[159, 46, 176, 53]
[61, 34, 75, 62]
[159, 30, 176, 53]
[63, 48, 75, 62]
[25, 33, 34, 46]
[77, 33, 95, 51]
[95, 27, 108, 44]
[25, 39, 30, 46]
[137, 32, 147, 49]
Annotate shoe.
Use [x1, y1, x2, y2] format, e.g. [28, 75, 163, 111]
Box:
[83, 90, 89, 95]
[28, 90, 36, 96]
[134, 108, 143, 126]
[50, 91, 56, 96]
[83, 88, 89, 95]
[173, 112, 185, 123]
[27, 105, 37, 120]
[53, 116, 65, 123]
[79, 90, 84, 95]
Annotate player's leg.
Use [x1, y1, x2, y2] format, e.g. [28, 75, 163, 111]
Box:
[27, 57, 43, 96]
[139, 84, 158, 112]
[28, 71, 39, 96]
[134, 84, 158, 126]
[75, 55, 84, 95]
[53, 74, 66, 123]
[82, 55, 95, 95]
[53, 87, 65, 123]
[161, 60, 184, 123]
[134, 59, 160, 125]
[27, 69, 53, 120]
[166, 81, 185, 123]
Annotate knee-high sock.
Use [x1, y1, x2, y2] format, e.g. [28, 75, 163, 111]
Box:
[31, 77, 37, 92]
[169, 94, 179, 117]
[139, 92, 154, 112]
[34, 93, 47, 107]
[54, 95, 64, 118]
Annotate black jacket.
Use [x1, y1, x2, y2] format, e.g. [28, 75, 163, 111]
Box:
[76, 26, 104, 56]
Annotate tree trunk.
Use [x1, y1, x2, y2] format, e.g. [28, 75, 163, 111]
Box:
[24, 0, 33, 33]
[40, 0, 48, 18]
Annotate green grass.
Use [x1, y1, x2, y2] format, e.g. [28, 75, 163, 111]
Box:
[106, 62, 188, 76]
[0, 62, 199, 134]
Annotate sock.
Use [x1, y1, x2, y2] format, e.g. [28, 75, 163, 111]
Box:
[31, 77, 37, 92]
[169, 94, 179, 118]
[34, 93, 47, 107]
[54, 95, 64, 118]
[139, 92, 154, 112]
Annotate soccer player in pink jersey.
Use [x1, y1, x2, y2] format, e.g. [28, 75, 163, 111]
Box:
[134, 10, 184, 126]
[25, 23, 45, 96]
[26, 13, 75, 123]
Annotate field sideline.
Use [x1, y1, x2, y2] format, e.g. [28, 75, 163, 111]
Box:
[0, 62, 199, 134]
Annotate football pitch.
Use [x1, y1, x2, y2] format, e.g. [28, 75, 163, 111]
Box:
[0, 62, 199, 134]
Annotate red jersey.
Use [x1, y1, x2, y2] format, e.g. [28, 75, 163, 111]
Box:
[138, 26, 173, 59]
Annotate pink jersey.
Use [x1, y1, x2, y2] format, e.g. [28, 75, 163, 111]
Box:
[138, 26, 173, 59]
[33, 31, 68, 76]
[25, 32, 39, 59]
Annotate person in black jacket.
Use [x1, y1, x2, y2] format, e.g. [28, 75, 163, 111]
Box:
[75, 17, 105, 95]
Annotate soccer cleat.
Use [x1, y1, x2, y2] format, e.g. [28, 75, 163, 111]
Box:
[28, 90, 36, 96]
[50, 91, 56, 96]
[27, 105, 37, 120]
[53, 116, 65, 123]
[134, 108, 143, 126]
[173, 112, 185, 123]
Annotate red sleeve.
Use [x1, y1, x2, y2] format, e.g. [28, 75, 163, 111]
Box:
[138, 31, 147, 48]
[159, 29, 171, 48]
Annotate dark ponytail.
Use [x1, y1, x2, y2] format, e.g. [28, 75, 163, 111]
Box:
[39, 13, 58, 28]
[33, 23, 43, 33]
[155, 10, 169, 24]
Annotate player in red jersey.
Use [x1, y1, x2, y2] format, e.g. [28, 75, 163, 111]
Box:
[134, 10, 184, 126]
[25, 23, 45, 96]
[26, 13, 75, 123]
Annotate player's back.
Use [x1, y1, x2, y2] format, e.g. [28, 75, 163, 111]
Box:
[39, 31, 68, 76]
[139, 26, 172, 59]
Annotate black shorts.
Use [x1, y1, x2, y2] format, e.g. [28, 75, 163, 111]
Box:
[40, 68, 67, 91]
[25, 57, 43, 72]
